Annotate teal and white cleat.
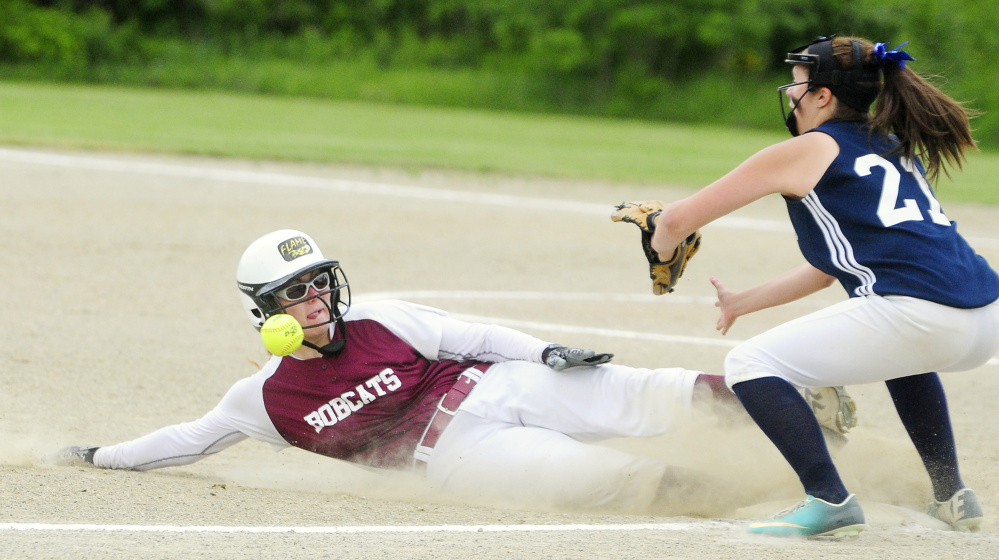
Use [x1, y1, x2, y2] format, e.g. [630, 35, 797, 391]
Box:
[748, 494, 866, 538]
[929, 488, 983, 532]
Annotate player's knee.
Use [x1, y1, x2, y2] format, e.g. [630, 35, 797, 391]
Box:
[723, 343, 781, 389]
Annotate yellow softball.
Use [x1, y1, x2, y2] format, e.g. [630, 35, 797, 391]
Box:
[260, 314, 304, 356]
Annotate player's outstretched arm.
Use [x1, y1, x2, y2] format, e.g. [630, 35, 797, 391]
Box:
[710, 264, 835, 335]
[50, 412, 249, 471]
[437, 316, 613, 370]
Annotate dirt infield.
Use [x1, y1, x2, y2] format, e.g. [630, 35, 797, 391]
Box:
[2, 147, 998, 559]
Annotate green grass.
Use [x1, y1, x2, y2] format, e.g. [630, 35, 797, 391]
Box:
[1, 80, 996, 204]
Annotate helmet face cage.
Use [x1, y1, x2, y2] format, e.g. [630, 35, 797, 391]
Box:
[777, 36, 882, 135]
[776, 37, 825, 136]
[777, 78, 814, 136]
[235, 230, 350, 331]
[255, 262, 351, 331]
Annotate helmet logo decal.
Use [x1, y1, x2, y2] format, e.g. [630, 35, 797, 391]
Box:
[278, 236, 313, 262]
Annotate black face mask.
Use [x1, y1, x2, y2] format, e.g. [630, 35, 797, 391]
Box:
[777, 82, 812, 137]
[785, 111, 799, 137]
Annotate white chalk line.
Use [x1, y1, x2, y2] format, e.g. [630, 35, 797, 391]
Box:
[359, 290, 741, 348]
[4, 147, 999, 248]
[0, 521, 731, 534]
[359, 290, 719, 305]
[0, 147, 798, 233]
[452, 312, 740, 348]
[358, 290, 999, 366]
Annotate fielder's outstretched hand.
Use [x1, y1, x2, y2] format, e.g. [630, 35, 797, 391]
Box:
[543, 345, 614, 371]
[710, 276, 739, 335]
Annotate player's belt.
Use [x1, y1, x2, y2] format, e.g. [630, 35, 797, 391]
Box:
[413, 364, 489, 471]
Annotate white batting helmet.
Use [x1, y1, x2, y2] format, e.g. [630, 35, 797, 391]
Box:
[236, 229, 350, 330]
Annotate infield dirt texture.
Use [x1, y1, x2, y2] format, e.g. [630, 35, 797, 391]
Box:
[2, 148, 998, 558]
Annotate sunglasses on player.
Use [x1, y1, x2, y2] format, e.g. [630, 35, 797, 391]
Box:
[275, 271, 332, 301]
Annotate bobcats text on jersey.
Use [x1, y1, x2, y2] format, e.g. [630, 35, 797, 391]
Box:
[303, 368, 403, 433]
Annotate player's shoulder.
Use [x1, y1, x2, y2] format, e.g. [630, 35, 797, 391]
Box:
[238, 356, 282, 383]
[806, 119, 879, 151]
[345, 299, 446, 323]
[220, 358, 280, 403]
[794, 127, 842, 152]
[344, 300, 448, 357]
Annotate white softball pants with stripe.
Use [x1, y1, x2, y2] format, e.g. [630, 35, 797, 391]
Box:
[425, 361, 702, 514]
[725, 295, 999, 388]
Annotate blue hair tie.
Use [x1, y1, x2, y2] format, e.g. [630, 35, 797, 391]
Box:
[874, 41, 915, 69]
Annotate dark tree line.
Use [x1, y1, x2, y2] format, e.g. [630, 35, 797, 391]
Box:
[3, 1, 996, 145]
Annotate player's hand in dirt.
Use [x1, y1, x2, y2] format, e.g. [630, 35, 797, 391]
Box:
[48, 446, 99, 466]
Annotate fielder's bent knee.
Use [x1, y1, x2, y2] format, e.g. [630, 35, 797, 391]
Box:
[723, 342, 786, 389]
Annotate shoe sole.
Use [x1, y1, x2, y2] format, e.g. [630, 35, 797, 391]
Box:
[813, 523, 866, 538]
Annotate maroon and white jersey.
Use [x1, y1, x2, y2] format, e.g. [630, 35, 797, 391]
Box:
[92, 300, 549, 471]
[263, 318, 485, 467]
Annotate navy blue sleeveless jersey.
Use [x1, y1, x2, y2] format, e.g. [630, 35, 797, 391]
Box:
[784, 119, 999, 308]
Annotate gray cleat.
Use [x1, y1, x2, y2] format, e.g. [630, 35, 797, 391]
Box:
[803, 386, 857, 451]
[804, 386, 857, 434]
[929, 488, 983, 532]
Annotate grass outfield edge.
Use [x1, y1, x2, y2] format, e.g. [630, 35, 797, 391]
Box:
[0, 81, 995, 205]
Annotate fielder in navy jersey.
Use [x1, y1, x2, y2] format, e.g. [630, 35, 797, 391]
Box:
[648, 36, 999, 536]
[56, 229, 855, 515]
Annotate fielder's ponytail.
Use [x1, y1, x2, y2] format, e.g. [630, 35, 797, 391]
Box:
[867, 52, 976, 184]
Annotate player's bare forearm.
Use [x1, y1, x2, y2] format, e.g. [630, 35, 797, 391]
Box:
[735, 263, 833, 311]
[651, 191, 735, 259]
[766, 263, 837, 304]
[651, 138, 835, 259]
[712, 264, 834, 334]
[652, 178, 769, 258]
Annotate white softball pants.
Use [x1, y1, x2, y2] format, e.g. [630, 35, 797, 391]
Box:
[425, 361, 702, 514]
[725, 295, 999, 388]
